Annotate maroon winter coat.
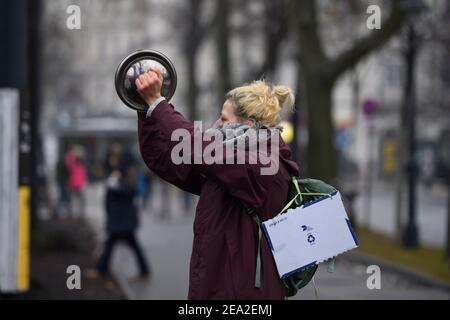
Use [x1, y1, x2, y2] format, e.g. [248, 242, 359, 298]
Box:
[137, 100, 299, 299]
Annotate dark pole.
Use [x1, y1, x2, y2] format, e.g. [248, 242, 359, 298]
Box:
[403, 23, 419, 248]
[27, 0, 42, 229]
[0, 2, 26, 88]
[446, 179, 450, 259]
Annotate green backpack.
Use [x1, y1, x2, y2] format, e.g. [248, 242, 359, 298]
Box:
[242, 176, 337, 298]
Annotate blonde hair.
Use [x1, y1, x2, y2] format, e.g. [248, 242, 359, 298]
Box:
[225, 80, 295, 128]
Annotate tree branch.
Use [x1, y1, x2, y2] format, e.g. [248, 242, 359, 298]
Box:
[328, 2, 407, 82]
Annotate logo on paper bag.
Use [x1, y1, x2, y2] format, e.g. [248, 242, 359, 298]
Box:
[301, 225, 316, 246]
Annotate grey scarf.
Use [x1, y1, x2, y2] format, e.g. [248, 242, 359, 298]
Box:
[205, 123, 282, 150]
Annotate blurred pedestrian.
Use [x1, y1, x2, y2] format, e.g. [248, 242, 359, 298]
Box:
[55, 152, 70, 218]
[137, 167, 150, 210]
[89, 163, 150, 280]
[66, 152, 87, 218]
[104, 143, 123, 176]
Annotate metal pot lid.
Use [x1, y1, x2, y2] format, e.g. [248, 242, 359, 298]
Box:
[115, 49, 177, 112]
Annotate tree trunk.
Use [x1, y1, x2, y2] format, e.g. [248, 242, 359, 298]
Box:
[293, 0, 408, 184]
[185, 0, 202, 121]
[259, 0, 288, 79]
[187, 47, 198, 121]
[301, 73, 337, 183]
[216, 0, 231, 103]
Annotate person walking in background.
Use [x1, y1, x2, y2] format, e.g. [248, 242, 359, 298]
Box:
[88, 162, 150, 280]
[104, 143, 123, 176]
[64, 146, 87, 218]
[137, 166, 150, 211]
[55, 151, 70, 218]
[66, 152, 87, 218]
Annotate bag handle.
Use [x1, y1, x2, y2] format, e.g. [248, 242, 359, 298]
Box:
[278, 177, 332, 215]
[241, 202, 262, 288]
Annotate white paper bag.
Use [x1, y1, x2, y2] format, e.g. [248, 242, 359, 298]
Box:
[261, 191, 358, 279]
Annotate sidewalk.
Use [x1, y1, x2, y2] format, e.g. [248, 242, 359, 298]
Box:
[85, 181, 193, 299]
[85, 182, 450, 300]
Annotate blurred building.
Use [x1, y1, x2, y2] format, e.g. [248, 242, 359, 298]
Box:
[39, 0, 450, 187]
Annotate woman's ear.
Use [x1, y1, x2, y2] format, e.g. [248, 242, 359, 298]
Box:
[244, 118, 255, 127]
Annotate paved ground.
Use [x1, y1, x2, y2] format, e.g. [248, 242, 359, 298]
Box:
[354, 180, 448, 248]
[85, 181, 450, 300]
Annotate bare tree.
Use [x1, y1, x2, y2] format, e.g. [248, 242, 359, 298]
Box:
[184, 0, 205, 121]
[216, 0, 231, 102]
[292, 0, 410, 182]
[248, 0, 290, 80]
[169, 0, 213, 121]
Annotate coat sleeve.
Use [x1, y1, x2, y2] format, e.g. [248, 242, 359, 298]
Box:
[138, 100, 269, 208]
[138, 103, 206, 196]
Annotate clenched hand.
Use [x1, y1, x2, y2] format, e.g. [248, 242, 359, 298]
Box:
[135, 67, 163, 105]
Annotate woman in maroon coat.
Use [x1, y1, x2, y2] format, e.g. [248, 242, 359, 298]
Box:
[135, 68, 299, 299]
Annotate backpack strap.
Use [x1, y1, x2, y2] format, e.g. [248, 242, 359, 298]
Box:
[241, 202, 262, 289]
[277, 177, 332, 215]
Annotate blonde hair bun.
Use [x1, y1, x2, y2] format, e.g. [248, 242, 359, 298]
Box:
[273, 85, 295, 109]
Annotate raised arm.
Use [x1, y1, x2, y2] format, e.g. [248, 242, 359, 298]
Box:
[139, 100, 273, 208]
[137, 105, 206, 195]
[136, 68, 276, 208]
